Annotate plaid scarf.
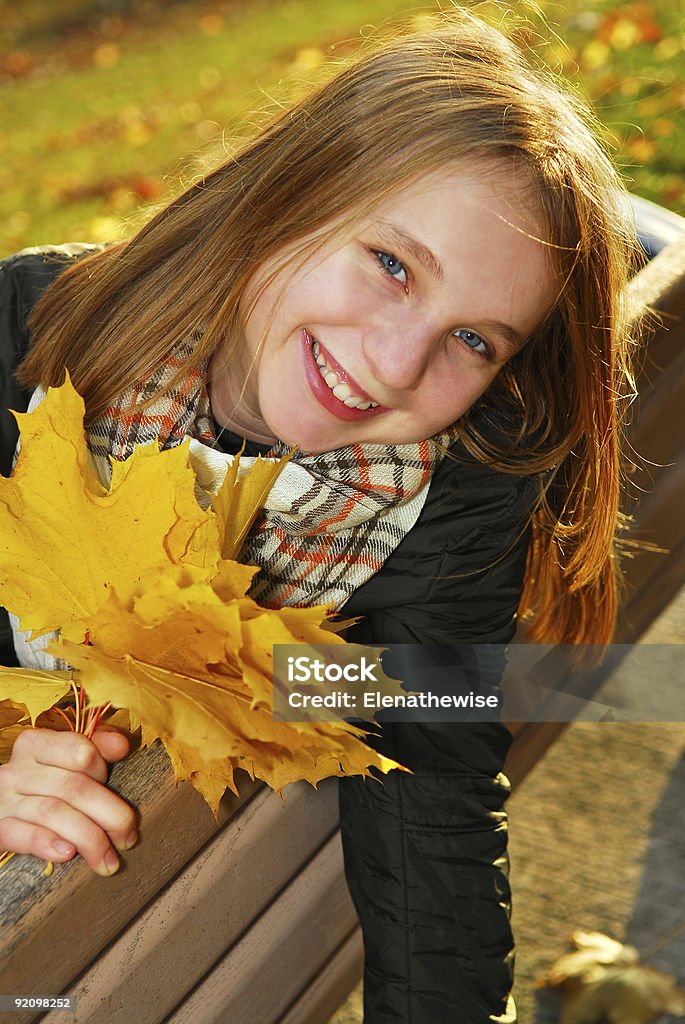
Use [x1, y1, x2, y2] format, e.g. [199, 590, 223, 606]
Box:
[86, 340, 456, 611]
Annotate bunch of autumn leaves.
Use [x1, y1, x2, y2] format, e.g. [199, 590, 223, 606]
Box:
[0, 379, 403, 816]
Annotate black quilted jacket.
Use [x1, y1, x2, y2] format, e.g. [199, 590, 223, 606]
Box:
[0, 246, 540, 1023]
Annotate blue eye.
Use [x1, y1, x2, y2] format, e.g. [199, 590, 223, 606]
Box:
[376, 251, 408, 286]
[453, 328, 489, 357]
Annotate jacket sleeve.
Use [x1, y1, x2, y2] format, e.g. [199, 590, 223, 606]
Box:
[338, 452, 538, 1024]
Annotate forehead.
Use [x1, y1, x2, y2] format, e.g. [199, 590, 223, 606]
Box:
[362, 159, 547, 240]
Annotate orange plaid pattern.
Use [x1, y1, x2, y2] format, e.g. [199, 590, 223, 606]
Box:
[86, 338, 456, 611]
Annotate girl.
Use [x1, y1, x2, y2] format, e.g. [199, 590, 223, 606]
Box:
[0, 10, 636, 1023]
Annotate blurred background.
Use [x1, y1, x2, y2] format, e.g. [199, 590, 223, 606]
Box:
[1, 0, 684, 255]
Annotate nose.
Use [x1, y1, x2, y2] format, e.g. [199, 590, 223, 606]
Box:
[362, 312, 436, 393]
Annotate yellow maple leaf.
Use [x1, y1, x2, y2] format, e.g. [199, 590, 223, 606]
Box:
[51, 567, 406, 814]
[0, 700, 30, 762]
[165, 738, 241, 816]
[0, 378, 408, 818]
[55, 596, 257, 761]
[239, 606, 403, 720]
[0, 669, 73, 724]
[209, 443, 293, 561]
[0, 376, 216, 642]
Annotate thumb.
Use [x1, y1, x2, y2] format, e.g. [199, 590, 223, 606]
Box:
[91, 727, 130, 763]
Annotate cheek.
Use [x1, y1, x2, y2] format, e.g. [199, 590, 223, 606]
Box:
[296, 254, 377, 318]
[430, 361, 500, 425]
[247, 250, 379, 348]
[435, 378, 501, 434]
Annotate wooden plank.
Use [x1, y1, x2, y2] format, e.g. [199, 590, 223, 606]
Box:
[613, 230, 685, 626]
[278, 927, 364, 1024]
[630, 346, 685, 458]
[41, 779, 340, 1024]
[628, 232, 685, 329]
[0, 743, 260, 1024]
[617, 459, 685, 635]
[163, 832, 358, 1024]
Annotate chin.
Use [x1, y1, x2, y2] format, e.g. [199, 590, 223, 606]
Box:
[265, 414, 333, 454]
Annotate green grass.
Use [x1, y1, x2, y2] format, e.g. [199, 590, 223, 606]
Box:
[2, 0, 684, 254]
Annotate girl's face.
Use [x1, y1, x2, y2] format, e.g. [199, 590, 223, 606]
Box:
[209, 162, 559, 453]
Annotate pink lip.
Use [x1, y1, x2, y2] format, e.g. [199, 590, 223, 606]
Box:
[301, 330, 387, 422]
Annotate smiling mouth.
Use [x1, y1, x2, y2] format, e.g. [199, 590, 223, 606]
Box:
[311, 340, 380, 410]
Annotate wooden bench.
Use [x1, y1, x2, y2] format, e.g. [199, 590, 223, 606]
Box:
[1, 230, 684, 1024]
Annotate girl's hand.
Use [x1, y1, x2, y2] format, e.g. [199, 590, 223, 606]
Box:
[0, 727, 136, 876]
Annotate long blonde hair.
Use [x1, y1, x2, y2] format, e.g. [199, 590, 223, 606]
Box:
[18, 10, 638, 645]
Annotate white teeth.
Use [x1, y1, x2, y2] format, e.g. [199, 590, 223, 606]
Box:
[310, 336, 380, 410]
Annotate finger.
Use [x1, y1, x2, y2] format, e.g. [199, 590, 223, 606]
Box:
[90, 727, 130, 764]
[13, 729, 110, 784]
[11, 795, 130, 876]
[14, 766, 137, 855]
[0, 817, 77, 864]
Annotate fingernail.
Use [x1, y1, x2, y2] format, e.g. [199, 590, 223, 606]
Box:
[121, 828, 138, 852]
[97, 849, 120, 877]
[52, 839, 74, 856]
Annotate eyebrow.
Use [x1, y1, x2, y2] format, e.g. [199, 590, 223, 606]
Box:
[376, 219, 526, 356]
[478, 319, 525, 356]
[375, 219, 445, 283]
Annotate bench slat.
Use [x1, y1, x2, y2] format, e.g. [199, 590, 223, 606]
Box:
[43, 779, 340, 1024]
[0, 745, 260, 1024]
[163, 832, 357, 1024]
[277, 928, 364, 1024]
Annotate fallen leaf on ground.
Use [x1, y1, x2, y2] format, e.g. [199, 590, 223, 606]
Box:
[538, 930, 685, 1024]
